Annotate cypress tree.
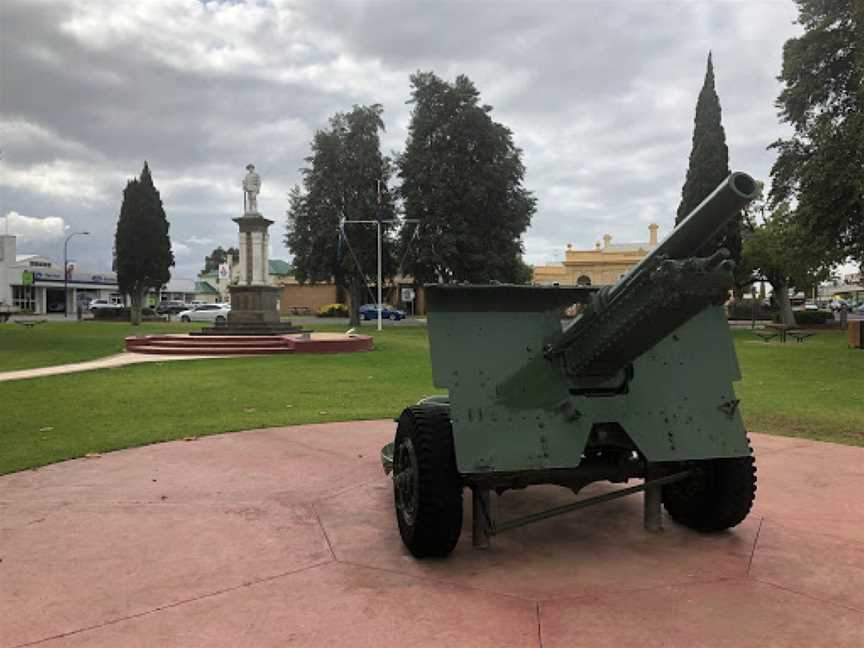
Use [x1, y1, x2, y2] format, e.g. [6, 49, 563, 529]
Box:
[114, 162, 174, 324]
[676, 53, 741, 273]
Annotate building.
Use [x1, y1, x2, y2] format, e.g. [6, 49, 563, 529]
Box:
[533, 224, 660, 286]
[198, 258, 292, 303]
[0, 234, 120, 314]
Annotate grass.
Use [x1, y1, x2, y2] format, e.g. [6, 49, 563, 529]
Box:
[732, 328, 864, 447]
[0, 321, 199, 371]
[0, 325, 439, 474]
[0, 323, 861, 474]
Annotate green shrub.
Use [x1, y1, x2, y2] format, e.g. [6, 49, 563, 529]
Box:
[773, 309, 834, 325]
[317, 303, 348, 318]
[793, 309, 833, 325]
[92, 307, 162, 321]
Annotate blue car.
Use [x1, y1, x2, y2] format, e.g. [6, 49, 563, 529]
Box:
[359, 303, 406, 321]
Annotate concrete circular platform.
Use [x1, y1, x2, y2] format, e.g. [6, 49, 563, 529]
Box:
[1, 422, 861, 647]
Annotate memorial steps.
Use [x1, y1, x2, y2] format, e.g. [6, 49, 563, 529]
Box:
[125, 332, 373, 356]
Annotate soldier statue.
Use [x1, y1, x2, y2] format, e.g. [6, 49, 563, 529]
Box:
[243, 164, 261, 214]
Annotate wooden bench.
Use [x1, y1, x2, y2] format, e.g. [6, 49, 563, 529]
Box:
[289, 306, 312, 316]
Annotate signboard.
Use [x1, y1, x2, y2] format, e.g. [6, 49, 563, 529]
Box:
[401, 288, 415, 302]
[218, 263, 229, 279]
[32, 269, 117, 285]
[21, 270, 34, 285]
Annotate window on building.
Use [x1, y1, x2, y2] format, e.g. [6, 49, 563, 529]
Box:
[13, 285, 36, 312]
[576, 275, 592, 286]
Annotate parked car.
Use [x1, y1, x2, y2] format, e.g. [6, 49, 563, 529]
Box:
[89, 299, 123, 314]
[178, 303, 231, 323]
[156, 300, 189, 315]
[358, 303, 406, 321]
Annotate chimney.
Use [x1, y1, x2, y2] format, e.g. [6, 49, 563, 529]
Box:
[648, 223, 658, 245]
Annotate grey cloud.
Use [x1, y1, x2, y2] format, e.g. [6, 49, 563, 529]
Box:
[0, 0, 802, 278]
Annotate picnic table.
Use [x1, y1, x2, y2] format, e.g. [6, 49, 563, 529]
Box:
[14, 319, 47, 329]
[754, 323, 814, 343]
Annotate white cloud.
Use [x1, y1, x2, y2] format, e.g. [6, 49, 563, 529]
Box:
[0, 160, 115, 203]
[187, 235, 215, 246]
[171, 241, 191, 256]
[1, 211, 66, 241]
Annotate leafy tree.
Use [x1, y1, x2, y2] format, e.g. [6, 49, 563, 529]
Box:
[114, 162, 174, 324]
[769, 0, 863, 268]
[397, 72, 535, 284]
[202, 246, 239, 275]
[743, 203, 828, 326]
[285, 105, 395, 326]
[676, 53, 742, 284]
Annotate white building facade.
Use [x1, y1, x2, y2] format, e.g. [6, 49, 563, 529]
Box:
[0, 235, 120, 314]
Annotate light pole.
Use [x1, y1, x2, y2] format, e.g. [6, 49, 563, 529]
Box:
[63, 231, 89, 318]
[341, 181, 418, 331]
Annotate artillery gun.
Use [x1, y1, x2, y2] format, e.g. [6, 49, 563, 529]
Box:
[382, 172, 760, 557]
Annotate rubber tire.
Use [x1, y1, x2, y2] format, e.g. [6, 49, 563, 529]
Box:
[393, 405, 463, 558]
[181, 316, 190, 322]
[215, 315, 225, 324]
[661, 448, 757, 532]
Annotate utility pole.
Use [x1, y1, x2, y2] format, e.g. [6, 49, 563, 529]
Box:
[63, 231, 90, 318]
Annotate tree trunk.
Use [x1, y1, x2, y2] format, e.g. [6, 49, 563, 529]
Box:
[771, 278, 795, 327]
[130, 287, 144, 326]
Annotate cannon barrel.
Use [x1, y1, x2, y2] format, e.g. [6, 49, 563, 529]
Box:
[544, 172, 759, 377]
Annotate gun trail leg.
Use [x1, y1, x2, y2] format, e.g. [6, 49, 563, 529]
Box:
[472, 487, 492, 549]
[643, 479, 663, 532]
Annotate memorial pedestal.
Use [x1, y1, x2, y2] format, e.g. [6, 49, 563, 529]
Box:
[194, 211, 303, 336]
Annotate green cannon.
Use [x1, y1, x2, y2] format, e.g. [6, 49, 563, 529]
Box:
[382, 172, 761, 557]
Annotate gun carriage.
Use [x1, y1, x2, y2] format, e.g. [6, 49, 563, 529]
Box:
[382, 172, 760, 557]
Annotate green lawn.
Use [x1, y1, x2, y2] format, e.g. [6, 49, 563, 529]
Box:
[0, 321, 199, 371]
[0, 323, 861, 474]
[732, 328, 863, 447]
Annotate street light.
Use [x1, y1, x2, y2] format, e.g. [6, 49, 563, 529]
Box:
[64, 231, 90, 318]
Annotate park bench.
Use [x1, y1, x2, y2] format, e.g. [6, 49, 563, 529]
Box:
[15, 319, 47, 329]
[289, 306, 312, 316]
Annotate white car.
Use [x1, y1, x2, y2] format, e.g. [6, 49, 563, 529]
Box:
[178, 303, 231, 324]
[89, 299, 123, 313]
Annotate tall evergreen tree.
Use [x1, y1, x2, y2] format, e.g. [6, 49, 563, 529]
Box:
[202, 246, 239, 275]
[770, 0, 863, 267]
[114, 162, 174, 324]
[285, 105, 395, 326]
[397, 72, 535, 284]
[676, 53, 742, 277]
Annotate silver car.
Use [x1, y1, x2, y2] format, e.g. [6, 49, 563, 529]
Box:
[178, 303, 231, 324]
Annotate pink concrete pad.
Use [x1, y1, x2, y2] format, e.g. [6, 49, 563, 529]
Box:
[35, 563, 538, 648]
[752, 440, 864, 542]
[316, 479, 759, 600]
[0, 426, 382, 506]
[1, 424, 862, 648]
[0, 501, 330, 647]
[750, 520, 864, 612]
[540, 579, 864, 648]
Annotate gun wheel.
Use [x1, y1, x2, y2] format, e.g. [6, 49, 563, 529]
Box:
[662, 446, 757, 532]
[393, 405, 462, 558]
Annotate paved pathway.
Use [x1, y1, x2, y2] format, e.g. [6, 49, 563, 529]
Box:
[1, 422, 862, 647]
[0, 352, 230, 383]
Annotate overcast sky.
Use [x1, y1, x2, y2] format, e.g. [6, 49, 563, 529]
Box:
[1, 0, 807, 280]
